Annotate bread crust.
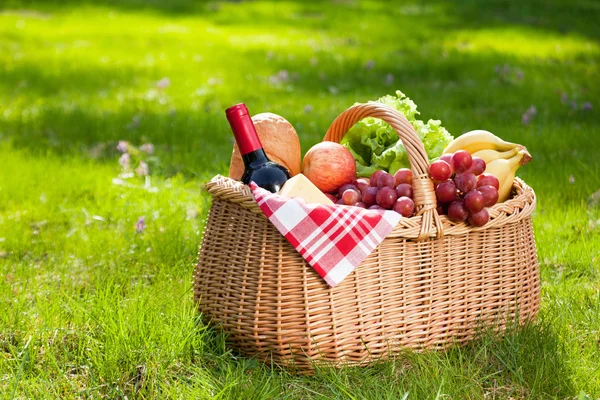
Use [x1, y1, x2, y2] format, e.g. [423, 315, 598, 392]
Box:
[228, 113, 301, 180]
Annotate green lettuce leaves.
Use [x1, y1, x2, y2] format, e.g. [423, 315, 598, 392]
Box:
[340, 90, 453, 177]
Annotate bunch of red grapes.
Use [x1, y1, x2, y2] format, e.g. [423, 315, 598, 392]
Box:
[326, 169, 416, 217]
[430, 150, 499, 227]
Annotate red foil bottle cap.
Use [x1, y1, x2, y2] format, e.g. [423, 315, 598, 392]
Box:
[226, 103, 262, 155]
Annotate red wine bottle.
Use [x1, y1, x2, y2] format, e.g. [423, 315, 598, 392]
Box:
[225, 103, 290, 193]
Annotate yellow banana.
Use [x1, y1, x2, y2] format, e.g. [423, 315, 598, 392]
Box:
[443, 130, 517, 155]
[471, 147, 519, 164]
[485, 150, 529, 203]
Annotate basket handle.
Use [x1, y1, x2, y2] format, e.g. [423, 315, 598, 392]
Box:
[324, 103, 443, 240]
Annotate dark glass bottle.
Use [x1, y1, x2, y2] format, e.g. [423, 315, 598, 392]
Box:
[225, 103, 290, 193]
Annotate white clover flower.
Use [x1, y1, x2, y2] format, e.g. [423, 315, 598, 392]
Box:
[117, 140, 129, 153]
[119, 153, 130, 168]
[135, 161, 149, 176]
[136, 216, 146, 233]
[156, 77, 170, 89]
[140, 143, 154, 154]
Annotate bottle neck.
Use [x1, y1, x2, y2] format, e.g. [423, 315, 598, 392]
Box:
[226, 104, 263, 156]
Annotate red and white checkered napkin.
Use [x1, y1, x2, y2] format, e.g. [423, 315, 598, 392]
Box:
[250, 183, 402, 288]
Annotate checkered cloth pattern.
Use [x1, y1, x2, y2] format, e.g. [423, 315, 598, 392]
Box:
[250, 182, 402, 287]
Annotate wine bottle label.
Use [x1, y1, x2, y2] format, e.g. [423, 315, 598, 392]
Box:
[226, 104, 262, 155]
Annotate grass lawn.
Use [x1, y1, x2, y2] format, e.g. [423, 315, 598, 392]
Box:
[1, 0, 599, 398]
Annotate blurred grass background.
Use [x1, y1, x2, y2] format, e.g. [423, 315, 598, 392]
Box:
[0, 0, 599, 398]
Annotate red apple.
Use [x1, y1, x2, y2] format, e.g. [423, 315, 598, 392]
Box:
[302, 142, 356, 193]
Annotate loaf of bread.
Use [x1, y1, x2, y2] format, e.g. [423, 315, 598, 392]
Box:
[228, 112, 301, 180]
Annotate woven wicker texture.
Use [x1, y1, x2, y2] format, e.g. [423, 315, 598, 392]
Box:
[195, 103, 540, 372]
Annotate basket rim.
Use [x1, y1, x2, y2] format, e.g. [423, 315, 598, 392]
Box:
[204, 174, 536, 240]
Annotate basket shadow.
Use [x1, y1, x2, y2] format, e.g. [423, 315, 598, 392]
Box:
[320, 317, 574, 398]
[416, 317, 577, 398]
[199, 307, 575, 398]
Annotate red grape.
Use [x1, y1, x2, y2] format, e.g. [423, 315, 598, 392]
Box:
[393, 196, 415, 217]
[336, 198, 346, 205]
[342, 188, 361, 205]
[429, 160, 452, 181]
[355, 178, 370, 193]
[477, 173, 500, 190]
[464, 190, 485, 213]
[435, 180, 457, 203]
[362, 187, 378, 207]
[377, 172, 396, 188]
[477, 185, 499, 207]
[325, 193, 338, 203]
[376, 187, 398, 209]
[436, 203, 448, 215]
[369, 205, 384, 210]
[440, 154, 454, 173]
[447, 199, 469, 222]
[394, 168, 413, 185]
[467, 157, 486, 176]
[468, 208, 490, 227]
[451, 150, 473, 174]
[338, 183, 358, 197]
[454, 172, 477, 193]
[370, 170, 386, 187]
[354, 202, 366, 208]
[395, 183, 413, 199]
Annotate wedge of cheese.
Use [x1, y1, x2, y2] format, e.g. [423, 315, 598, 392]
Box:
[278, 173, 334, 205]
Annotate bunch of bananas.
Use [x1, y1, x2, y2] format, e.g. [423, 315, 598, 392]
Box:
[443, 130, 531, 203]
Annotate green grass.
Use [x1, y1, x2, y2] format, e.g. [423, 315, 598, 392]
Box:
[1, 0, 599, 398]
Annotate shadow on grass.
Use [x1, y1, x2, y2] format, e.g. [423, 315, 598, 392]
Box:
[0, 0, 213, 14]
[447, 319, 576, 398]
[0, 44, 597, 171]
[305, 319, 576, 398]
[2, 0, 599, 40]
[429, 0, 600, 40]
[0, 0, 598, 180]
[200, 317, 576, 399]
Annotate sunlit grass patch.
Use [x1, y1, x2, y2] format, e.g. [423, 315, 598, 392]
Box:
[446, 27, 599, 59]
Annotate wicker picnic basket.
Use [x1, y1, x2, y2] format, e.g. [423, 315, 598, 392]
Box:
[194, 103, 540, 373]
